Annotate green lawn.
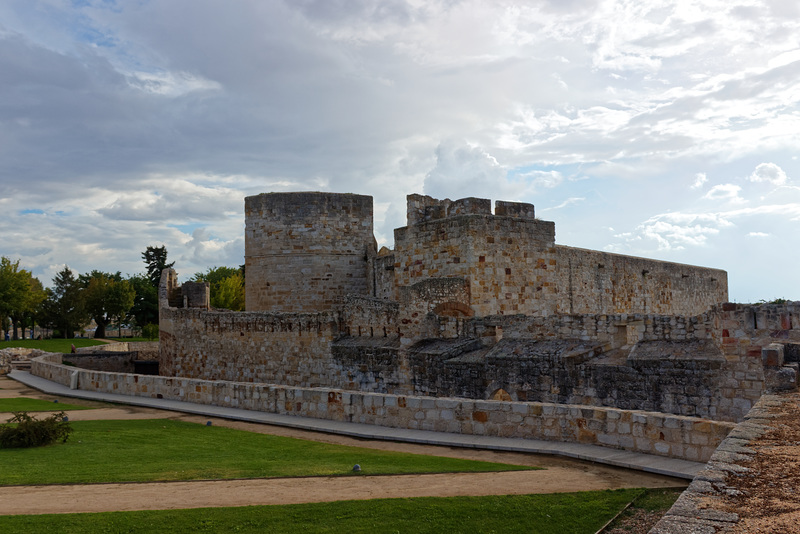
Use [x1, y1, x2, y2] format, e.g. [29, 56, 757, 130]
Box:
[0, 339, 106, 353]
[0, 490, 642, 534]
[0, 398, 93, 413]
[0, 419, 536, 485]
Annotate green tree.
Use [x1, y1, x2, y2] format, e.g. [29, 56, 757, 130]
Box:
[213, 272, 245, 311]
[193, 266, 245, 311]
[0, 257, 44, 340]
[127, 274, 159, 327]
[142, 246, 174, 288]
[107, 278, 136, 337]
[12, 276, 46, 340]
[80, 271, 135, 339]
[40, 267, 88, 339]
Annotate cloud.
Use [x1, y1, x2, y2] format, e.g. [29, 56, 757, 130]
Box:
[749, 162, 788, 185]
[621, 212, 734, 251]
[96, 177, 243, 222]
[542, 197, 585, 211]
[423, 139, 509, 200]
[691, 172, 707, 189]
[703, 184, 745, 204]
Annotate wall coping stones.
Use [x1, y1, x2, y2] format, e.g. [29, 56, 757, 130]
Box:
[649, 392, 799, 533]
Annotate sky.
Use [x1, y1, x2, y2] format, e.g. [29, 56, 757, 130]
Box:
[0, 0, 798, 303]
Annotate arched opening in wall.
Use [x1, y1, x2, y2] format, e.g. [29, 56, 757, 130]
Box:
[490, 388, 513, 401]
[432, 302, 474, 317]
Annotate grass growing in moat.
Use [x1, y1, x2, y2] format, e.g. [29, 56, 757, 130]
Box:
[604, 487, 684, 531]
[0, 419, 537, 485]
[0, 490, 641, 534]
[0, 398, 93, 413]
[0, 339, 106, 353]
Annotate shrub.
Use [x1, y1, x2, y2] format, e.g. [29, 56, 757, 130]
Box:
[142, 323, 159, 341]
[0, 411, 73, 448]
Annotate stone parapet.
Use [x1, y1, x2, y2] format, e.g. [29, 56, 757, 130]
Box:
[650, 392, 800, 533]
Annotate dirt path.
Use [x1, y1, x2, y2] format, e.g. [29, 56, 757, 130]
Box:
[0, 376, 685, 515]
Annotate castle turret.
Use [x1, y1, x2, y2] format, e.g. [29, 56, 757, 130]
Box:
[244, 192, 375, 312]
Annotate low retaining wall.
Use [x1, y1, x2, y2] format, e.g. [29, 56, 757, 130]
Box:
[77, 341, 159, 360]
[63, 352, 138, 373]
[31, 352, 733, 463]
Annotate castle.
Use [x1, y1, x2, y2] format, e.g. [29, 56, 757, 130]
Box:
[22, 190, 798, 466]
[159, 191, 797, 422]
[241, 192, 727, 317]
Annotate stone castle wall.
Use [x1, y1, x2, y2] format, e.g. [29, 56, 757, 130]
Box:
[159, 306, 340, 386]
[244, 192, 375, 312]
[387, 195, 727, 317]
[158, 281, 798, 423]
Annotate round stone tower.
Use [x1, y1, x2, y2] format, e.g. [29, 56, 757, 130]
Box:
[244, 192, 375, 312]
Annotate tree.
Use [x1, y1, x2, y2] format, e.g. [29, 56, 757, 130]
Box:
[213, 272, 245, 311]
[11, 276, 46, 340]
[80, 271, 135, 339]
[193, 266, 245, 311]
[106, 278, 135, 337]
[0, 257, 44, 340]
[40, 267, 88, 339]
[127, 274, 159, 327]
[142, 246, 174, 288]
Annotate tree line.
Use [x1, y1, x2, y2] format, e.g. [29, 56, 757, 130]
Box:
[0, 246, 245, 340]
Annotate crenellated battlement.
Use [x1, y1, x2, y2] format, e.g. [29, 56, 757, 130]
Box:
[405, 194, 536, 225]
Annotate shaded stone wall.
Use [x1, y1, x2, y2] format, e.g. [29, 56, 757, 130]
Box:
[63, 352, 137, 373]
[30, 351, 734, 464]
[244, 192, 375, 312]
[160, 282, 798, 423]
[159, 307, 339, 386]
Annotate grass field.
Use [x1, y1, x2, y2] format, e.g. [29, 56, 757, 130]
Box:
[0, 490, 642, 534]
[0, 419, 536, 485]
[0, 339, 106, 353]
[0, 398, 93, 413]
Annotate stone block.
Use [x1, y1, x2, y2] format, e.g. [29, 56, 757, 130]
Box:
[762, 343, 784, 367]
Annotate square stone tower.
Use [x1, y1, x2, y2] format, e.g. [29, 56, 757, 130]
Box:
[244, 192, 376, 312]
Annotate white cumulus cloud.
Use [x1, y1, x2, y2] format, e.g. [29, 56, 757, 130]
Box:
[749, 163, 788, 185]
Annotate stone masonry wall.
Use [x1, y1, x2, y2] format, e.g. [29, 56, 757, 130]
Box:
[159, 295, 798, 423]
[553, 246, 727, 316]
[63, 352, 137, 373]
[388, 195, 727, 318]
[159, 306, 341, 386]
[30, 351, 733, 464]
[392, 203, 556, 318]
[244, 192, 375, 312]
